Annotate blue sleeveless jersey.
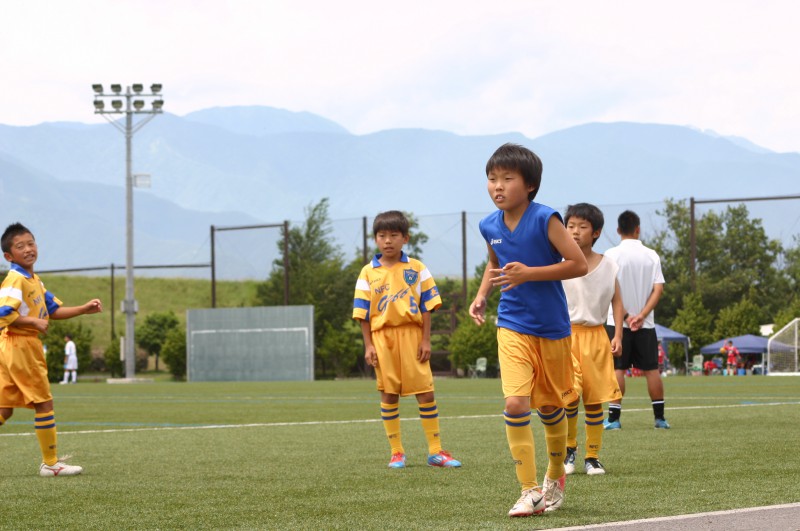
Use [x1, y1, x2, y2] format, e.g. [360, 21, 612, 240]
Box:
[478, 202, 571, 339]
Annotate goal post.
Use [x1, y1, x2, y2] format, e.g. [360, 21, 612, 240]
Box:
[767, 318, 800, 376]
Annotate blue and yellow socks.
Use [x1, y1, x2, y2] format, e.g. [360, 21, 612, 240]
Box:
[35, 410, 58, 466]
[584, 407, 605, 459]
[418, 401, 442, 455]
[381, 402, 404, 455]
[504, 410, 537, 490]
[565, 403, 579, 449]
[539, 407, 567, 480]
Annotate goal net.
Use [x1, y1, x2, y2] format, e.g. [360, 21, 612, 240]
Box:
[767, 318, 800, 376]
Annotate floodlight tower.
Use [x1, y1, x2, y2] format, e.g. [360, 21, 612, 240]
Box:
[92, 83, 164, 379]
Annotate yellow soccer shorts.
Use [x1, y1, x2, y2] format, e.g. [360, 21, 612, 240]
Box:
[372, 324, 434, 397]
[497, 327, 575, 408]
[0, 334, 53, 408]
[570, 324, 622, 405]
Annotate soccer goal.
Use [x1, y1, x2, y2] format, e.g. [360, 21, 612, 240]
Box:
[767, 318, 800, 376]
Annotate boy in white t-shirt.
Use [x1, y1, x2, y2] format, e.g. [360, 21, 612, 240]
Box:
[561, 204, 624, 475]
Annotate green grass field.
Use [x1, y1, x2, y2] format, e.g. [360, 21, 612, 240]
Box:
[1, 376, 798, 530]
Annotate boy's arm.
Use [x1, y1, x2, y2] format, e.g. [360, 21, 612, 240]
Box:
[360, 319, 378, 368]
[610, 279, 624, 357]
[469, 244, 499, 325]
[50, 299, 103, 320]
[418, 311, 432, 362]
[627, 283, 663, 331]
[491, 216, 588, 291]
[12, 315, 49, 334]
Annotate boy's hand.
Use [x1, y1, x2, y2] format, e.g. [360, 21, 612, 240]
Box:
[627, 313, 643, 332]
[417, 339, 431, 362]
[469, 296, 487, 325]
[364, 345, 378, 368]
[610, 337, 622, 358]
[490, 262, 528, 292]
[30, 318, 49, 334]
[83, 299, 103, 315]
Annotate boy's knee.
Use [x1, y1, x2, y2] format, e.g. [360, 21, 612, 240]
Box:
[504, 396, 530, 416]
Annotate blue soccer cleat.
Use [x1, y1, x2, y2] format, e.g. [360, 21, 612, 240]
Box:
[427, 450, 461, 468]
[388, 452, 406, 469]
[603, 419, 621, 430]
[654, 418, 671, 429]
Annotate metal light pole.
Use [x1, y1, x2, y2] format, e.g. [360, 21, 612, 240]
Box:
[92, 83, 163, 379]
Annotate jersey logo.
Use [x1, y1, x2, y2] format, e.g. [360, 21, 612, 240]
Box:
[490, 238, 502, 245]
[403, 269, 418, 286]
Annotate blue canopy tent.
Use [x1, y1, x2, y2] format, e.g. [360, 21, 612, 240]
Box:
[700, 334, 768, 374]
[655, 324, 690, 369]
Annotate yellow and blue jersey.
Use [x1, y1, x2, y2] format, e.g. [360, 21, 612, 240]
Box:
[353, 251, 442, 331]
[0, 263, 62, 336]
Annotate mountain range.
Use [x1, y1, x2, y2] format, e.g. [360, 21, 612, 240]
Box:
[1, 106, 799, 279]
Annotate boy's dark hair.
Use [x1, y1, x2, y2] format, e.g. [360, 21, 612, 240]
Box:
[1, 222, 34, 254]
[564, 203, 604, 245]
[485, 143, 543, 201]
[617, 210, 640, 236]
[372, 211, 409, 237]
[65, 334, 73, 340]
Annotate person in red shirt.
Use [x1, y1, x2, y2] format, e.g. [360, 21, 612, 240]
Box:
[722, 340, 740, 376]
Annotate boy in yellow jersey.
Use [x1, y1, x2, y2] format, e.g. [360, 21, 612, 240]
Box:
[469, 144, 587, 517]
[561, 203, 624, 477]
[353, 211, 461, 469]
[0, 223, 102, 477]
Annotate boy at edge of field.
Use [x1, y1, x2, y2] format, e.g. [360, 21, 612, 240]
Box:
[0, 222, 102, 477]
[561, 203, 624, 477]
[469, 143, 587, 517]
[353, 210, 461, 469]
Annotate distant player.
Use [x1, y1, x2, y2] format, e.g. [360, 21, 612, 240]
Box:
[353, 211, 461, 469]
[603, 210, 669, 430]
[469, 143, 587, 516]
[61, 334, 78, 384]
[561, 203, 624, 476]
[0, 222, 103, 476]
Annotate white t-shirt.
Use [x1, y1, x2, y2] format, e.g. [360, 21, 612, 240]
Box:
[65, 340, 78, 370]
[563, 255, 618, 326]
[605, 239, 665, 329]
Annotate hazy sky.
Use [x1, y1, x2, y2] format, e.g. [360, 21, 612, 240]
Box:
[3, 1, 799, 152]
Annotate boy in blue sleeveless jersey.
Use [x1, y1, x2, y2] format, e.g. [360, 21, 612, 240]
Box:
[469, 144, 587, 516]
[353, 211, 461, 469]
[0, 223, 103, 477]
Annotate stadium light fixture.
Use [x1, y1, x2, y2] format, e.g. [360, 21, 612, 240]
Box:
[91, 83, 164, 380]
[150, 83, 162, 94]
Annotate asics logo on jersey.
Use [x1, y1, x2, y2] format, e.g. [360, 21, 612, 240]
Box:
[490, 238, 502, 245]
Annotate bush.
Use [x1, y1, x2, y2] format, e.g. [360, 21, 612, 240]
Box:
[448, 313, 498, 373]
[317, 321, 362, 378]
[104, 335, 124, 378]
[43, 321, 94, 383]
[161, 327, 187, 380]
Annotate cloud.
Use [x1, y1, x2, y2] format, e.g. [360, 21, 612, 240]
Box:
[1, 0, 799, 152]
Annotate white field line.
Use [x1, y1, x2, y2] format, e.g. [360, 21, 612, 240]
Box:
[551, 502, 800, 530]
[1, 400, 797, 438]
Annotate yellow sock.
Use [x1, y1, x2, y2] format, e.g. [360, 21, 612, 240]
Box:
[418, 401, 442, 455]
[538, 408, 567, 480]
[35, 411, 58, 466]
[0, 413, 6, 426]
[504, 410, 537, 491]
[565, 404, 579, 449]
[584, 408, 605, 459]
[381, 402, 404, 455]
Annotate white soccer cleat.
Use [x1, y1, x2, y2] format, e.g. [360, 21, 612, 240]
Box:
[542, 473, 566, 512]
[508, 487, 546, 517]
[39, 461, 83, 477]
